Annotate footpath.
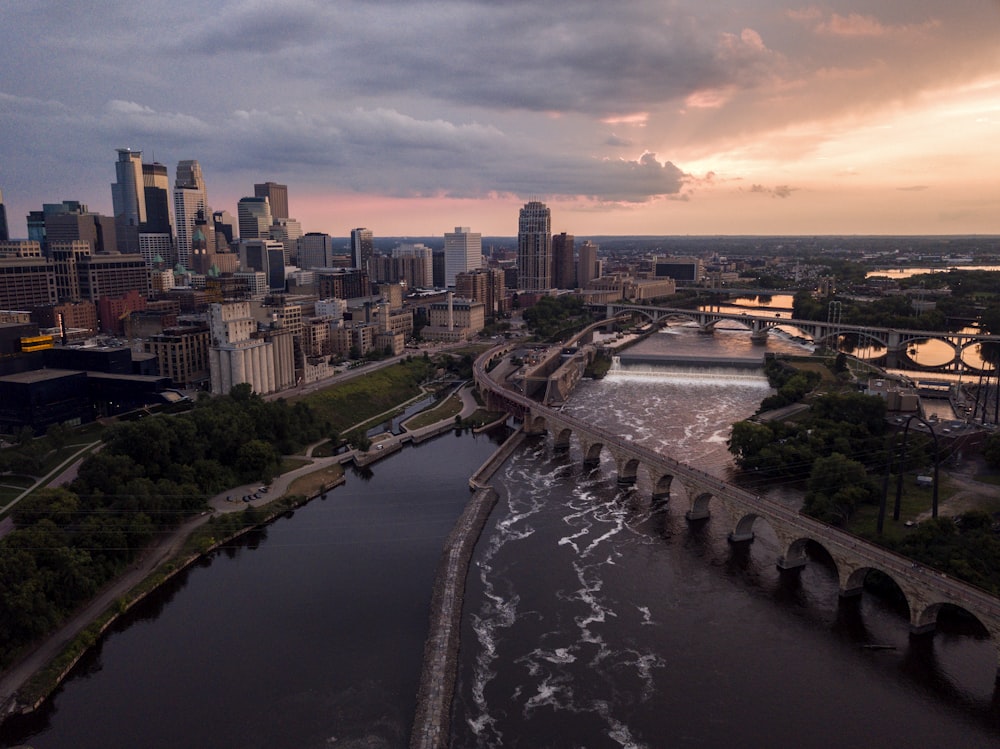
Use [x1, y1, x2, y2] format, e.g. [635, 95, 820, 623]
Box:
[0, 381, 485, 719]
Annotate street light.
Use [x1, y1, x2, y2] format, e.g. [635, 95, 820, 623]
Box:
[878, 413, 939, 535]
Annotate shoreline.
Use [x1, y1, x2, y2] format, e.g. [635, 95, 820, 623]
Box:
[0, 380, 493, 724]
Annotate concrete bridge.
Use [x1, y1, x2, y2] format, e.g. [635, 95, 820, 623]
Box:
[600, 303, 1000, 375]
[474, 344, 1000, 671]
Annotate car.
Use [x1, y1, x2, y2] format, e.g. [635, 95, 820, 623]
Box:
[243, 495, 251, 502]
[253, 492, 261, 499]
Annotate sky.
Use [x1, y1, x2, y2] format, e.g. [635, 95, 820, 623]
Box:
[2, 1, 999, 239]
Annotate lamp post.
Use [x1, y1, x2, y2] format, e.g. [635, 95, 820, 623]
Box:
[879, 414, 939, 535]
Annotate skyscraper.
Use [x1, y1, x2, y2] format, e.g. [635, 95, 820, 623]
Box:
[0, 188, 9, 241]
[444, 226, 482, 287]
[238, 196, 272, 240]
[111, 148, 146, 228]
[552, 232, 575, 289]
[111, 148, 146, 253]
[351, 228, 374, 275]
[577, 240, 599, 288]
[140, 162, 173, 267]
[174, 160, 208, 269]
[517, 200, 552, 291]
[299, 232, 334, 269]
[254, 181, 288, 220]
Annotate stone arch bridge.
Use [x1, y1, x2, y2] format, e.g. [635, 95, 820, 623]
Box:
[474, 345, 1000, 672]
[599, 303, 1000, 375]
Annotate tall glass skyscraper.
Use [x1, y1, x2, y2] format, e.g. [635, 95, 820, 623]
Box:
[351, 227, 374, 275]
[517, 200, 552, 291]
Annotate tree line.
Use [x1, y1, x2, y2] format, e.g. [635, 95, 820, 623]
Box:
[0, 385, 327, 667]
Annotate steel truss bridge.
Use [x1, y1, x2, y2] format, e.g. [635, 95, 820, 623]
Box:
[599, 303, 1000, 376]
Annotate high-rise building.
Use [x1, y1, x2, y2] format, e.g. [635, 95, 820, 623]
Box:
[44, 211, 117, 254]
[238, 196, 272, 240]
[455, 267, 505, 319]
[213, 210, 237, 249]
[139, 162, 173, 267]
[174, 160, 208, 269]
[270, 217, 302, 264]
[390, 243, 434, 288]
[0, 188, 9, 241]
[350, 228, 374, 275]
[299, 232, 334, 269]
[111, 148, 146, 254]
[577, 240, 599, 288]
[444, 226, 482, 288]
[111, 148, 146, 230]
[552, 232, 575, 289]
[254, 181, 288, 220]
[517, 200, 552, 291]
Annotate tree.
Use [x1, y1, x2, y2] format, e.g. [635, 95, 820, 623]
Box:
[236, 439, 279, 482]
[803, 453, 879, 525]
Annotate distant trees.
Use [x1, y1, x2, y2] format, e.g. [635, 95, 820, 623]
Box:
[522, 296, 593, 341]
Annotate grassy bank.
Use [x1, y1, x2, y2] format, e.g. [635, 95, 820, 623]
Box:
[298, 357, 437, 432]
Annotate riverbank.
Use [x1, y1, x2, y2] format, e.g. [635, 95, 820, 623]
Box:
[0, 380, 487, 722]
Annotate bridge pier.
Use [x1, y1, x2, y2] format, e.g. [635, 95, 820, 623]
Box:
[685, 507, 710, 521]
[728, 530, 755, 543]
[776, 554, 808, 571]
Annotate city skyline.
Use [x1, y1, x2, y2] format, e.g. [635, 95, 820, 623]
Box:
[1, 2, 998, 238]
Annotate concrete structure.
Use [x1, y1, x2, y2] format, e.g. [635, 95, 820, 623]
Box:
[444, 226, 481, 288]
[207, 301, 294, 395]
[517, 201, 551, 291]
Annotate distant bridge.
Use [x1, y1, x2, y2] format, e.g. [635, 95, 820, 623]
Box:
[598, 303, 1000, 375]
[474, 344, 1000, 672]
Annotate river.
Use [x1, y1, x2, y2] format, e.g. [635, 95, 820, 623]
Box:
[2, 329, 999, 748]
[449, 328, 1000, 747]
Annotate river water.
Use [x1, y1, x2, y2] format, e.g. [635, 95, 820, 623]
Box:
[449, 328, 1000, 747]
[3, 328, 1000, 748]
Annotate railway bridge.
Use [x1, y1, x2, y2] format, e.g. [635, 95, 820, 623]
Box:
[475, 344, 1000, 670]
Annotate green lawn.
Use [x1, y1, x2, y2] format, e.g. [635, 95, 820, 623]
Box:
[299, 358, 436, 432]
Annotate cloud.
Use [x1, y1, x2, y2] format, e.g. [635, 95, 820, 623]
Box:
[898, 185, 930, 191]
[749, 184, 797, 198]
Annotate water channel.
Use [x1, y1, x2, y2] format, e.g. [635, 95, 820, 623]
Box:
[3, 328, 1000, 748]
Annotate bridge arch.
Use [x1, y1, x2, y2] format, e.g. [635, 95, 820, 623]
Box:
[685, 490, 714, 521]
[650, 471, 674, 499]
[553, 426, 573, 452]
[581, 440, 604, 467]
[617, 456, 640, 485]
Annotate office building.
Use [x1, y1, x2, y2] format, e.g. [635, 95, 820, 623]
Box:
[270, 217, 302, 263]
[174, 160, 209, 269]
[517, 201, 552, 291]
[444, 226, 482, 287]
[144, 324, 211, 389]
[299, 232, 334, 269]
[254, 182, 288, 220]
[552, 232, 575, 289]
[111, 148, 146, 237]
[577, 240, 599, 288]
[0, 255, 57, 308]
[238, 196, 272, 240]
[350, 228, 374, 275]
[44, 209, 117, 254]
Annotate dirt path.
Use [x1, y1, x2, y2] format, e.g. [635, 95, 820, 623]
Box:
[0, 512, 211, 716]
